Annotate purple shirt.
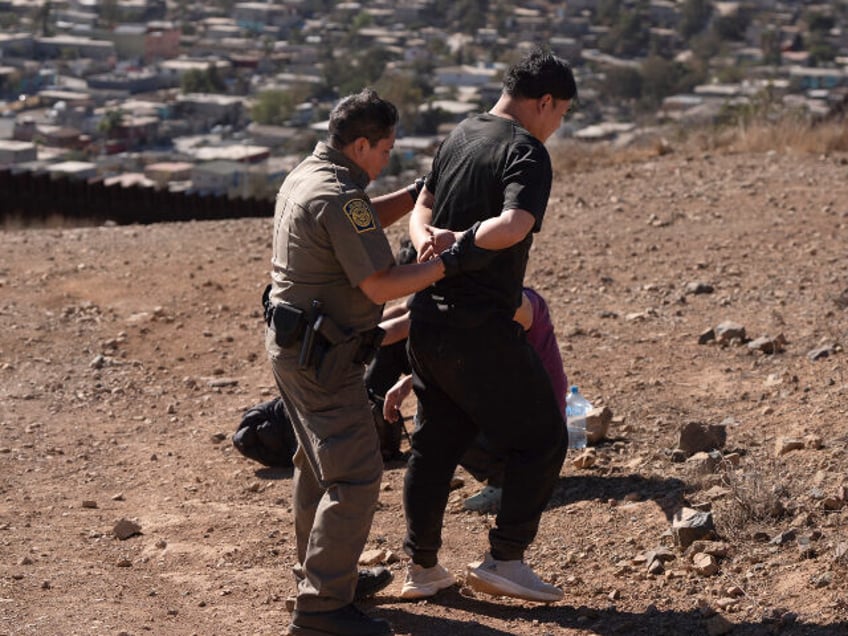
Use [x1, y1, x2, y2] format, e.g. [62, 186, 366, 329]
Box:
[523, 288, 567, 414]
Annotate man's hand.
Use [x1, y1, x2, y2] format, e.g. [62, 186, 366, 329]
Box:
[383, 375, 413, 422]
[418, 225, 460, 262]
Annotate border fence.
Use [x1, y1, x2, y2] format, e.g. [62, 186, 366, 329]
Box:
[0, 168, 273, 227]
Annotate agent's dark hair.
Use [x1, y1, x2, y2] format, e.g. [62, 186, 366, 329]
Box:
[328, 88, 398, 148]
[502, 49, 577, 102]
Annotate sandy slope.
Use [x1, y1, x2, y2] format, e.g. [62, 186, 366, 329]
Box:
[2, 148, 848, 635]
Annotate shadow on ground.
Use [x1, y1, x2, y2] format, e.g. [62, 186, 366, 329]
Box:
[550, 472, 687, 521]
[374, 590, 847, 635]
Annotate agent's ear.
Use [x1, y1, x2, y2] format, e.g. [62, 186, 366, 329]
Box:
[352, 137, 371, 159]
[538, 93, 554, 111]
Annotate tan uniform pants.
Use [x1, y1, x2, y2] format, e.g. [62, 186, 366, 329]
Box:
[267, 330, 383, 612]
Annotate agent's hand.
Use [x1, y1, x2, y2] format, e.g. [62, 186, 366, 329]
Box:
[383, 375, 413, 422]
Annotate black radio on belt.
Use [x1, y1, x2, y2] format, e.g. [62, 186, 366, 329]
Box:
[273, 302, 307, 349]
[262, 286, 308, 349]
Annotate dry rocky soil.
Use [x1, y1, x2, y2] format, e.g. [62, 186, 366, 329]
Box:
[2, 147, 848, 636]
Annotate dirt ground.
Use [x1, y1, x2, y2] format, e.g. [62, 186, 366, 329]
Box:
[2, 147, 848, 636]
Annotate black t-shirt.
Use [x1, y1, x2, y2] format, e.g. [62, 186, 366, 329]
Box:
[410, 113, 553, 327]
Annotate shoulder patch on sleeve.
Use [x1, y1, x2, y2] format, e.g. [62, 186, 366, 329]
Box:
[343, 198, 377, 233]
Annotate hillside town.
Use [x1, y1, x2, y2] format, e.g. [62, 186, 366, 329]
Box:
[1, 0, 847, 211]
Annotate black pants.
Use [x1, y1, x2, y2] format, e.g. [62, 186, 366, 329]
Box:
[364, 339, 410, 401]
[403, 316, 567, 566]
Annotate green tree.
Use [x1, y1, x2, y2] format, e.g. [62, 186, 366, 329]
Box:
[374, 71, 425, 135]
[596, 0, 622, 26]
[639, 56, 703, 109]
[805, 10, 837, 66]
[98, 109, 124, 137]
[599, 2, 651, 58]
[760, 27, 782, 66]
[679, 0, 712, 39]
[181, 69, 205, 93]
[181, 64, 226, 94]
[808, 37, 836, 66]
[602, 66, 642, 101]
[205, 63, 226, 93]
[322, 46, 391, 96]
[251, 86, 311, 126]
[432, 0, 488, 32]
[690, 29, 722, 63]
[713, 8, 750, 41]
[806, 12, 835, 34]
[35, 0, 52, 36]
[351, 11, 373, 31]
[99, 0, 120, 26]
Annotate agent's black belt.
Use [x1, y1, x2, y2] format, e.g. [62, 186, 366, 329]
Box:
[262, 285, 384, 369]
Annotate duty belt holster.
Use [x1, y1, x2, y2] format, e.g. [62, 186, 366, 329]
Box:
[262, 285, 385, 383]
[353, 326, 385, 365]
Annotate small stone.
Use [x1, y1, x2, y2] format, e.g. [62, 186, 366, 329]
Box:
[358, 549, 386, 566]
[647, 559, 664, 575]
[113, 518, 142, 540]
[775, 438, 805, 457]
[715, 321, 746, 345]
[698, 328, 715, 345]
[692, 552, 719, 576]
[805, 435, 823, 450]
[571, 449, 596, 469]
[822, 497, 844, 511]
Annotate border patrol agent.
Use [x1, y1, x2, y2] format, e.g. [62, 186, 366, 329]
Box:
[266, 89, 475, 636]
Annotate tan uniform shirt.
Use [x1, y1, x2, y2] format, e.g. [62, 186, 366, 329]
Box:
[270, 141, 394, 333]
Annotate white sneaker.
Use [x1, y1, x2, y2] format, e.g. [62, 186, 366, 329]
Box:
[462, 485, 502, 514]
[400, 562, 456, 599]
[467, 553, 563, 603]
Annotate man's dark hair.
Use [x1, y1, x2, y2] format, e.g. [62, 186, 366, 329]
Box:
[328, 88, 398, 148]
[502, 49, 577, 102]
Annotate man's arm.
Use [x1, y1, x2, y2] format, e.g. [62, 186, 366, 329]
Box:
[408, 185, 435, 254]
[473, 208, 536, 250]
[410, 186, 466, 262]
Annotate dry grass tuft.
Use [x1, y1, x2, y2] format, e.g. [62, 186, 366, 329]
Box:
[552, 114, 848, 177]
[550, 135, 675, 174]
[712, 456, 792, 537]
[716, 118, 848, 155]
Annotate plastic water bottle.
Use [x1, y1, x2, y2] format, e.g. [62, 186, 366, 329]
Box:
[565, 385, 592, 449]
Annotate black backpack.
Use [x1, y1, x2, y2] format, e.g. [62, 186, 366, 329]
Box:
[232, 398, 298, 467]
[233, 395, 406, 467]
